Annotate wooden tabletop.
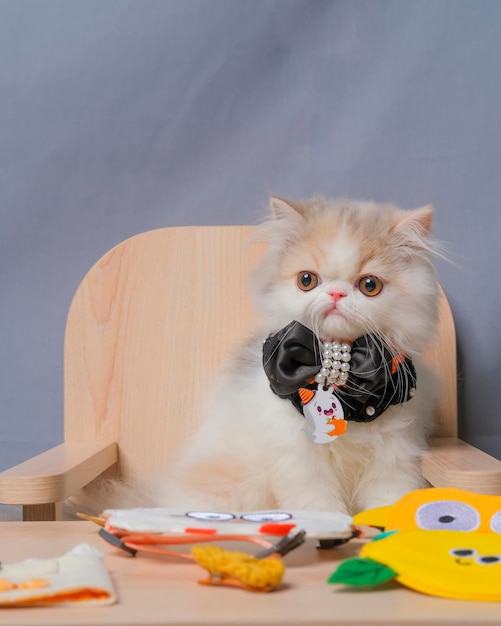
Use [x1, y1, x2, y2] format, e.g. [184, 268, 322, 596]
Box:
[0, 521, 500, 626]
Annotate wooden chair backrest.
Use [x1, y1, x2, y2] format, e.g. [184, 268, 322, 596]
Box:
[64, 226, 457, 482]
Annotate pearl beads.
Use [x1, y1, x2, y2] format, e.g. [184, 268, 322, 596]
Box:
[314, 341, 352, 387]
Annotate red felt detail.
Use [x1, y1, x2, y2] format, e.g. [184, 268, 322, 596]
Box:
[184, 527, 218, 535]
[259, 523, 296, 536]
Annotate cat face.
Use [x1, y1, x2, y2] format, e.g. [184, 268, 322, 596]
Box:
[254, 196, 440, 356]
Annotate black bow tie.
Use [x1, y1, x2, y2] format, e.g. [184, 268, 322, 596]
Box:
[262, 321, 416, 422]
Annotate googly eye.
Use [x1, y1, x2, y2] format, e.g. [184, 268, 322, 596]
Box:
[186, 511, 235, 522]
[241, 512, 292, 523]
[416, 500, 480, 531]
[358, 275, 383, 297]
[297, 271, 319, 291]
[449, 548, 476, 558]
[476, 555, 501, 565]
[490, 511, 501, 534]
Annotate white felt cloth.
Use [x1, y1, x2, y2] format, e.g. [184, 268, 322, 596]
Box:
[103, 507, 354, 540]
[0, 543, 116, 607]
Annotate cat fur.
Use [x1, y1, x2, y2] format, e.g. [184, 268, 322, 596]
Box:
[149, 196, 441, 516]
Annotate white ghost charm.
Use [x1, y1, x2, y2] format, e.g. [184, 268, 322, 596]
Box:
[299, 386, 347, 444]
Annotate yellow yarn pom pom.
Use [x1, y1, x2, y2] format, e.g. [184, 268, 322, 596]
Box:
[191, 546, 285, 592]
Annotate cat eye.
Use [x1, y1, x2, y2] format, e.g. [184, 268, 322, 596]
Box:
[297, 272, 319, 292]
[358, 275, 383, 297]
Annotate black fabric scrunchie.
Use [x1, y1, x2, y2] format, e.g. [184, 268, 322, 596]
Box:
[262, 321, 416, 422]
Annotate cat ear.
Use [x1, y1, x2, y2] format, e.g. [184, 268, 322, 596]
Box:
[393, 204, 434, 256]
[268, 196, 307, 246]
[270, 196, 306, 220]
[395, 204, 433, 237]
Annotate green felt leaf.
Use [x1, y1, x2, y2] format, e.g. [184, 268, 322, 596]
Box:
[327, 557, 397, 587]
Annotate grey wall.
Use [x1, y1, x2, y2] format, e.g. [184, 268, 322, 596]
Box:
[1, 0, 501, 472]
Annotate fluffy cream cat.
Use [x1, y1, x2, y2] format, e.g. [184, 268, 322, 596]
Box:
[153, 196, 441, 516]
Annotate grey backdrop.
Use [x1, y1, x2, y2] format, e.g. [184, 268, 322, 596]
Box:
[1, 0, 501, 474]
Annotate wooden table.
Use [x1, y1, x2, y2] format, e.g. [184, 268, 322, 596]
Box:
[1, 521, 500, 625]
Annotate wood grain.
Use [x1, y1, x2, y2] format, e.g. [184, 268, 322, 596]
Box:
[423, 438, 501, 494]
[63, 226, 264, 479]
[0, 442, 117, 504]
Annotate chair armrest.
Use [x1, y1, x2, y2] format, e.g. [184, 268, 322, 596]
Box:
[422, 437, 501, 494]
[0, 441, 118, 505]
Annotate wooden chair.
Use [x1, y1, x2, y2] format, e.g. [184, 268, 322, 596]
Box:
[1, 226, 501, 521]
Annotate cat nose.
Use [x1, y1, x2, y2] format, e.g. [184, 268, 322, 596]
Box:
[328, 291, 347, 303]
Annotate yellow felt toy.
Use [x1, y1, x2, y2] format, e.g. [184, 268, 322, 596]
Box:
[330, 488, 501, 601]
[353, 487, 501, 533]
